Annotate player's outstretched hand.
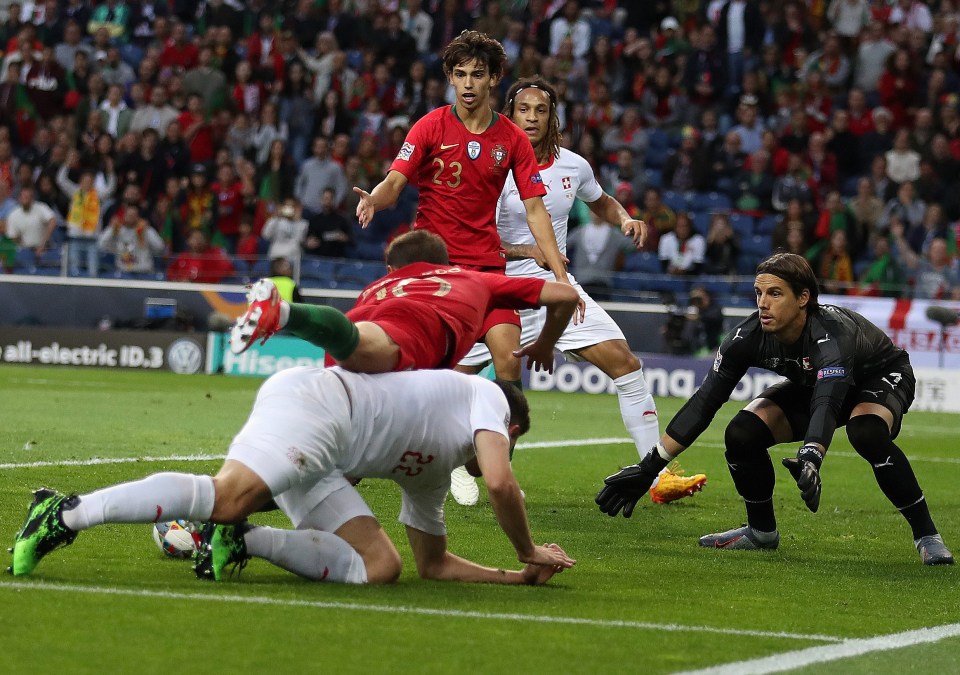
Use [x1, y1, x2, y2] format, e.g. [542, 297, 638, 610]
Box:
[520, 542, 576, 570]
[520, 544, 573, 585]
[573, 295, 586, 325]
[595, 463, 656, 518]
[514, 341, 555, 373]
[353, 186, 375, 228]
[781, 457, 821, 513]
[622, 218, 649, 249]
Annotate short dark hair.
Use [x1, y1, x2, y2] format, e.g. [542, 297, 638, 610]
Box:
[384, 230, 450, 268]
[493, 379, 530, 436]
[756, 252, 819, 309]
[441, 30, 507, 79]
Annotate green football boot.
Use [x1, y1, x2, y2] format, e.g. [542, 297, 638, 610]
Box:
[9, 488, 79, 576]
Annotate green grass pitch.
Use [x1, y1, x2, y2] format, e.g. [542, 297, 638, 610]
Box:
[1, 365, 959, 674]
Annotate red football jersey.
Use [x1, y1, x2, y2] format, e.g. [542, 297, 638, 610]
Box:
[347, 262, 546, 368]
[389, 106, 546, 269]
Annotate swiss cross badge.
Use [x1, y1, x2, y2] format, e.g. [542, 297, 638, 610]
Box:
[491, 144, 507, 166]
[562, 176, 572, 190]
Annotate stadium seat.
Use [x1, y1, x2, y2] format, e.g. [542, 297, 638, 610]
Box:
[695, 275, 733, 296]
[337, 260, 383, 287]
[643, 275, 691, 296]
[621, 251, 662, 274]
[661, 190, 688, 213]
[692, 212, 712, 236]
[755, 214, 779, 236]
[728, 213, 754, 238]
[736, 254, 762, 276]
[300, 257, 338, 282]
[690, 192, 732, 212]
[642, 167, 662, 189]
[741, 234, 773, 257]
[250, 259, 272, 276]
[15, 248, 36, 269]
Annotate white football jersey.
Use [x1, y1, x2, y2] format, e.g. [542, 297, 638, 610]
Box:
[497, 147, 603, 279]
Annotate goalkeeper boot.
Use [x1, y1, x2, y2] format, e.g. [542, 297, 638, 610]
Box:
[649, 462, 707, 504]
[194, 522, 250, 581]
[229, 279, 281, 354]
[699, 525, 779, 550]
[9, 488, 79, 576]
[450, 466, 480, 507]
[915, 534, 955, 566]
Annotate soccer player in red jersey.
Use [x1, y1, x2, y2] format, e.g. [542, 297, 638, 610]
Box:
[230, 230, 579, 374]
[353, 30, 577, 386]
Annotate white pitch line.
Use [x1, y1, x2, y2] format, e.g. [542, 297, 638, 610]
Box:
[673, 622, 960, 675]
[0, 580, 842, 643]
[3, 439, 960, 470]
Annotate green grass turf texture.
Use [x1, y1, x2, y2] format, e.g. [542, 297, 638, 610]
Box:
[1, 365, 958, 674]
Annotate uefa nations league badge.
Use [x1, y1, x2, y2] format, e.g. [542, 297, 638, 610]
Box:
[467, 140, 481, 160]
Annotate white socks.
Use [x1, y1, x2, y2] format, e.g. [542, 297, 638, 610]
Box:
[244, 526, 368, 583]
[613, 369, 661, 457]
[62, 473, 216, 531]
[278, 302, 290, 328]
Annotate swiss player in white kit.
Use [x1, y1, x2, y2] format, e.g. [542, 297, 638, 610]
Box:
[10, 367, 575, 585]
[455, 78, 707, 506]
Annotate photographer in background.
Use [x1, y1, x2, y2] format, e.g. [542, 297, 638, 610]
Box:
[662, 285, 724, 356]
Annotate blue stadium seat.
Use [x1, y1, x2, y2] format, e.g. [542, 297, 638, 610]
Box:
[661, 190, 688, 213]
[251, 259, 272, 276]
[620, 251, 662, 274]
[15, 248, 36, 268]
[695, 276, 733, 296]
[755, 214, 779, 236]
[689, 191, 732, 212]
[728, 213, 754, 238]
[736, 254, 762, 276]
[692, 212, 712, 236]
[337, 260, 383, 287]
[642, 275, 691, 295]
[854, 258, 873, 279]
[647, 128, 669, 152]
[300, 257, 338, 282]
[642, 168, 662, 189]
[741, 234, 773, 257]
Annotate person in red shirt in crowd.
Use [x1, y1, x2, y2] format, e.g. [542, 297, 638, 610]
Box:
[845, 88, 875, 136]
[232, 61, 266, 116]
[211, 163, 248, 252]
[159, 21, 199, 74]
[166, 228, 235, 283]
[235, 215, 260, 266]
[178, 93, 214, 163]
[878, 48, 917, 130]
[230, 230, 578, 376]
[351, 30, 576, 387]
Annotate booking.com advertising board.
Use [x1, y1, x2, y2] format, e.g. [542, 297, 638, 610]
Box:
[202, 333, 960, 414]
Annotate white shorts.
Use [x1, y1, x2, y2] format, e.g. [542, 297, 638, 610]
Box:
[459, 276, 626, 367]
[226, 367, 352, 497]
[275, 471, 374, 531]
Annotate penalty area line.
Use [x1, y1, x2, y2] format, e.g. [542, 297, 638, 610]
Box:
[0, 580, 843, 643]
[673, 621, 960, 675]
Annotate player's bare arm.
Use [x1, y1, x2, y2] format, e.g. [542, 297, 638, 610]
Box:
[502, 242, 569, 269]
[354, 170, 408, 228]
[514, 281, 579, 372]
[474, 429, 576, 569]
[587, 192, 648, 249]
[405, 526, 567, 585]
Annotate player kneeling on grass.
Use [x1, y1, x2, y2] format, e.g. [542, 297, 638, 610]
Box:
[10, 369, 575, 584]
[596, 252, 954, 566]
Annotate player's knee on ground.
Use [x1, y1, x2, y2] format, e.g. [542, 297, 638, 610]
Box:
[845, 415, 892, 464]
[361, 543, 403, 584]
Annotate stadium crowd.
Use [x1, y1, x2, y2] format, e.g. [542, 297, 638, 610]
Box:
[1, 0, 959, 302]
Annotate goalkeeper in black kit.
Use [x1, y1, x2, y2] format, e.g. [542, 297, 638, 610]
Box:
[596, 252, 954, 566]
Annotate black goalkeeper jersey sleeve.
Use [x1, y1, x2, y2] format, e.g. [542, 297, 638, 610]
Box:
[665, 305, 908, 450]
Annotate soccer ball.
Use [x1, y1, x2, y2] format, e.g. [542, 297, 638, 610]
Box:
[152, 520, 202, 559]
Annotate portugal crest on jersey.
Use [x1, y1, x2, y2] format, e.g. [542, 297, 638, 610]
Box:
[467, 140, 481, 160]
[491, 144, 507, 166]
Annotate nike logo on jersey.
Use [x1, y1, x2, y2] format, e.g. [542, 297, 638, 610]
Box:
[817, 334, 830, 344]
[440, 143, 459, 150]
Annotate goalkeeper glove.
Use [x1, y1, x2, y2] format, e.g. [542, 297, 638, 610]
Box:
[595, 446, 669, 518]
[781, 444, 823, 513]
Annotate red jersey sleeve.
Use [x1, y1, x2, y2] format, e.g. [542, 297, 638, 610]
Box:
[505, 120, 547, 201]
[389, 114, 434, 181]
[476, 270, 546, 309]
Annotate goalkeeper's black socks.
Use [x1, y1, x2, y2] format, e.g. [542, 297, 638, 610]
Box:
[724, 410, 778, 533]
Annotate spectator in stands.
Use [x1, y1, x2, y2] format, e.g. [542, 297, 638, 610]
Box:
[304, 187, 351, 259]
[848, 177, 884, 245]
[879, 180, 926, 233]
[711, 131, 747, 196]
[97, 204, 166, 274]
[601, 149, 644, 202]
[813, 227, 855, 295]
[805, 131, 838, 196]
[549, 0, 590, 60]
[183, 45, 227, 113]
[801, 32, 850, 96]
[730, 94, 765, 155]
[86, 0, 128, 41]
[166, 228, 235, 284]
[684, 24, 725, 118]
[211, 163, 248, 253]
[262, 197, 308, 273]
[772, 152, 815, 211]
[891, 220, 960, 300]
[716, 0, 764, 99]
[658, 211, 705, 276]
[878, 49, 917, 130]
[734, 149, 775, 211]
[565, 208, 630, 301]
[885, 128, 921, 185]
[686, 284, 725, 353]
[663, 125, 708, 194]
[826, 0, 871, 42]
[130, 86, 179, 139]
[703, 213, 740, 276]
[56, 149, 113, 277]
[826, 109, 860, 190]
[639, 63, 687, 131]
[601, 106, 646, 166]
[2, 185, 56, 256]
[296, 136, 347, 216]
[856, 235, 905, 298]
[772, 198, 813, 249]
[639, 186, 675, 253]
[854, 22, 896, 94]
